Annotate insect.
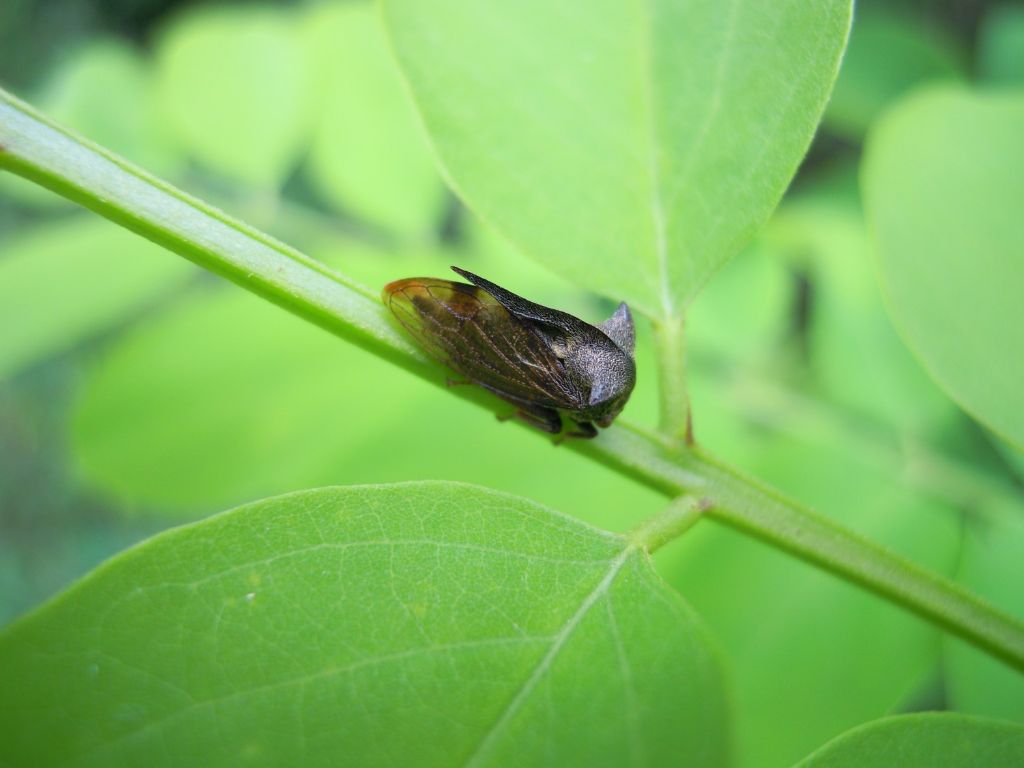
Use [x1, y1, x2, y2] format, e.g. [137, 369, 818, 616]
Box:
[383, 266, 635, 439]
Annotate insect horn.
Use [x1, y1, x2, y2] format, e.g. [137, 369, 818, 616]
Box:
[597, 302, 634, 356]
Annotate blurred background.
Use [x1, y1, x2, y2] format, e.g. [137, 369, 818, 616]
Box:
[1, 1, 1023, 766]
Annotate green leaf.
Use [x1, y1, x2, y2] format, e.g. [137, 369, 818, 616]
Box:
[978, 4, 1024, 86]
[0, 216, 194, 380]
[303, 2, 445, 237]
[824, 9, 964, 139]
[0, 483, 729, 767]
[862, 88, 1024, 449]
[154, 5, 312, 188]
[793, 712, 1024, 767]
[946, 502, 1024, 722]
[382, 0, 852, 319]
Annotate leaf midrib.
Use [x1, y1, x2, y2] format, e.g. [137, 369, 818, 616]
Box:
[462, 545, 636, 767]
[635, 0, 742, 319]
[55, 527, 633, 766]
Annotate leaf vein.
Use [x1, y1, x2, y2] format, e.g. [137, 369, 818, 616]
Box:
[72, 636, 550, 766]
[462, 546, 635, 766]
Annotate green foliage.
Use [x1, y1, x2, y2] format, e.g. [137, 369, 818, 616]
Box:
[3, 2, 1024, 766]
[794, 713, 1024, 766]
[764, 191, 965, 437]
[863, 88, 1024, 449]
[304, 3, 445, 237]
[947, 504, 1024, 721]
[684, 235, 790, 364]
[978, 4, 1024, 86]
[383, 0, 852, 319]
[0, 37, 180, 207]
[663, 420, 961, 768]
[42, 40, 183, 178]
[824, 8, 964, 139]
[0, 483, 729, 767]
[155, 6, 313, 188]
[0, 217, 194, 380]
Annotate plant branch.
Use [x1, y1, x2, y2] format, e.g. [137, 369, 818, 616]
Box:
[631, 495, 710, 554]
[577, 428, 1024, 672]
[4, 87, 1024, 674]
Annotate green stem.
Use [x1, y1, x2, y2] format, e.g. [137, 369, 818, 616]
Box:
[0, 90, 428, 382]
[4, 87, 1024, 674]
[651, 314, 691, 445]
[578, 428, 1024, 673]
[630, 495, 711, 553]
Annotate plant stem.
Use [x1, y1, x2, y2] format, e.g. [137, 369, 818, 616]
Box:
[651, 314, 691, 446]
[4, 87, 1024, 674]
[0, 90, 430, 380]
[630, 495, 711, 553]
[579, 428, 1024, 673]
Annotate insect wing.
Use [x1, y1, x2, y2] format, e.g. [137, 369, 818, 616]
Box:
[384, 278, 582, 409]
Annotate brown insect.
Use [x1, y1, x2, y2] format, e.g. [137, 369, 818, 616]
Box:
[383, 266, 635, 438]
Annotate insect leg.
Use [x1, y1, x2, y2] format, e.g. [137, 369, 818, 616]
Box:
[552, 421, 598, 444]
[496, 404, 562, 434]
[558, 420, 598, 441]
